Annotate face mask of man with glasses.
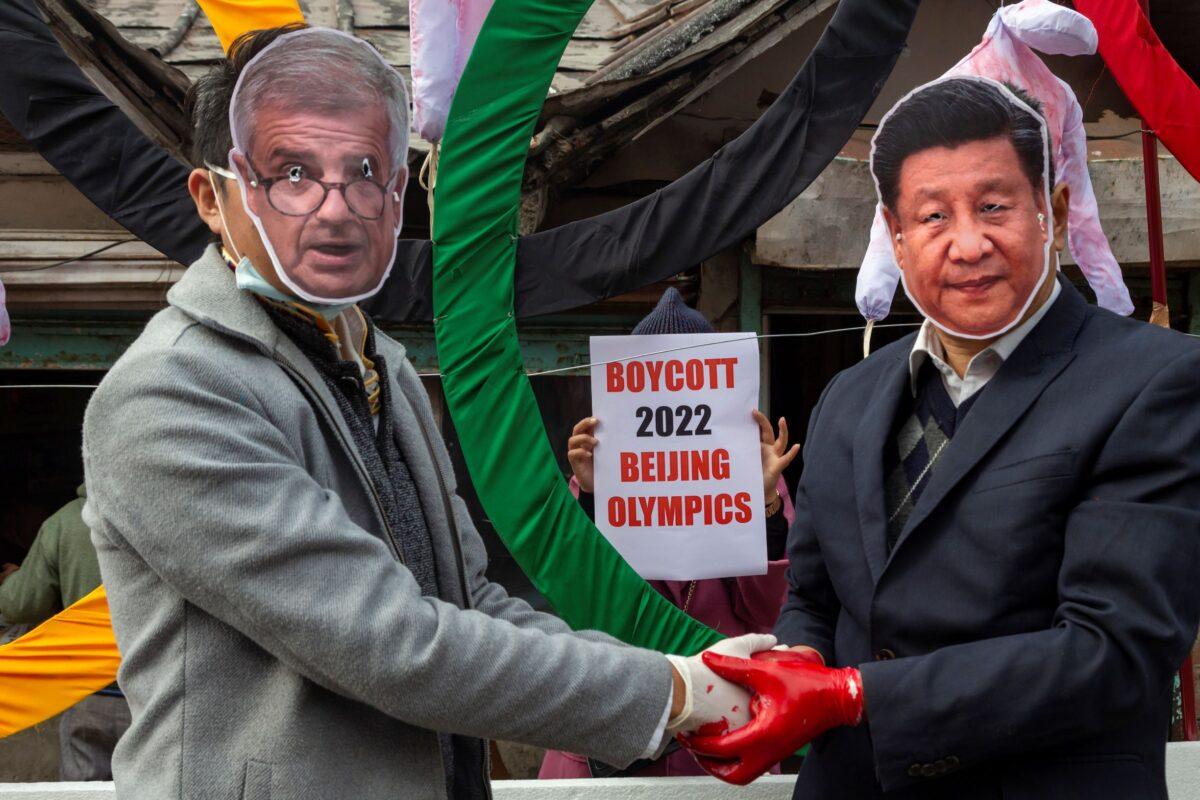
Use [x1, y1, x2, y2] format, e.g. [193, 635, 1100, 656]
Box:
[220, 103, 403, 304]
[193, 28, 407, 309]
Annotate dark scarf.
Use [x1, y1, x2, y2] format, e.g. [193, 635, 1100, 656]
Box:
[262, 301, 441, 596]
[262, 301, 489, 800]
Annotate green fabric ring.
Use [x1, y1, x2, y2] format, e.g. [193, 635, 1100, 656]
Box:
[431, 0, 722, 655]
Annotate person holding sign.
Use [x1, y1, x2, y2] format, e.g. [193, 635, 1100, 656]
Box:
[679, 77, 1200, 799]
[540, 288, 800, 779]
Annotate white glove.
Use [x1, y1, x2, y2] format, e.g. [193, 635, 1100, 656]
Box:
[665, 633, 777, 735]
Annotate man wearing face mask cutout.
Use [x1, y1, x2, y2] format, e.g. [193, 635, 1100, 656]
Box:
[680, 78, 1200, 799]
[79, 25, 779, 800]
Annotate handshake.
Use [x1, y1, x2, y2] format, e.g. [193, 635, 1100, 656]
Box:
[667, 634, 864, 785]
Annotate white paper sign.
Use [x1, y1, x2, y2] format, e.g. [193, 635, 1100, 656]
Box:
[588, 333, 766, 581]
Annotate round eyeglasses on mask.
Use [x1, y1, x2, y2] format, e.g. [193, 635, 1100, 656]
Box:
[221, 157, 396, 221]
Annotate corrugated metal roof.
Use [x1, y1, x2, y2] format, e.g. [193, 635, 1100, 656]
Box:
[93, 0, 751, 99]
[17, 0, 825, 179]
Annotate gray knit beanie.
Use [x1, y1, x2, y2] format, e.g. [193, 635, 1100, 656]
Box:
[632, 287, 715, 335]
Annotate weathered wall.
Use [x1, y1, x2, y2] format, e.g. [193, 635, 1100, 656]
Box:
[564, 0, 1134, 207]
[0, 1, 1159, 280]
[754, 155, 1200, 270]
[0, 719, 59, 783]
[0, 153, 121, 233]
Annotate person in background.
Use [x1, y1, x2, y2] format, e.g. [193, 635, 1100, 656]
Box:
[0, 485, 131, 781]
[539, 287, 800, 779]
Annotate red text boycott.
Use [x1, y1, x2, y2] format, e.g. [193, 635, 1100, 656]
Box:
[607, 357, 738, 393]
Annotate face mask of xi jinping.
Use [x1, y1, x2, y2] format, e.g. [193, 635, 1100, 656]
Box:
[874, 77, 1057, 341]
[224, 27, 409, 306]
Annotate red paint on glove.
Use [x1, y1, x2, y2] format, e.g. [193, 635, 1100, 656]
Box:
[695, 718, 729, 737]
[679, 649, 863, 785]
[754, 648, 825, 666]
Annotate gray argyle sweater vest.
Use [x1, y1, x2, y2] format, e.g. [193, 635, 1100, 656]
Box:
[883, 362, 981, 551]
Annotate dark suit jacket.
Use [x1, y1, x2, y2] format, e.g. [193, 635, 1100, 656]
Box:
[776, 279, 1200, 799]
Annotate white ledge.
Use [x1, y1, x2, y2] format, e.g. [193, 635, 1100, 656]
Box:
[3, 743, 1200, 799]
[0, 777, 797, 800]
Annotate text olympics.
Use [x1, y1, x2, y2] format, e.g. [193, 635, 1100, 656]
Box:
[607, 492, 754, 528]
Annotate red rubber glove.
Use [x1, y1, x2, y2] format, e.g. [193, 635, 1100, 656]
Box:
[679, 649, 864, 785]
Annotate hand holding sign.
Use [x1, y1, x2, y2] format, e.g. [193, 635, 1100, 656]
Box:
[567, 417, 600, 493]
[589, 334, 767, 581]
[571, 411, 796, 506]
[755, 410, 800, 503]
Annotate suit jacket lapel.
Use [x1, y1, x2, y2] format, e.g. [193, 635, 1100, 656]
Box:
[853, 348, 911, 584]
[886, 278, 1087, 561]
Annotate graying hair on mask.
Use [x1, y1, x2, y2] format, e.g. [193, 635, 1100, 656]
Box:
[230, 28, 411, 180]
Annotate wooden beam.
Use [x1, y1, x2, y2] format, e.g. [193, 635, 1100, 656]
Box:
[631, 0, 832, 143]
[149, 1, 199, 58]
[529, 72, 695, 190]
[336, 0, 356, 33]
[36, 0, 191, 162]
[351, 0, 409, 28]
[533, 0, 823, 189]
[606, 6, 671, 39]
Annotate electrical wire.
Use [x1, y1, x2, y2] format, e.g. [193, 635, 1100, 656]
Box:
[1085, 129, 1147, 141]
[2, 241, 131, 273]
[17, 322, 1189, 387]
[855, 122, 1144, 142]
[0, 384, 103, 389]
[3, 323, 924, 386]
[526, 323, 922, 376]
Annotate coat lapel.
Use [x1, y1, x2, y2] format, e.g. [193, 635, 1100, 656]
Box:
[886, 278, 1087, 562]
[853, 349, 912, 584]
[168, 246, 393, 527]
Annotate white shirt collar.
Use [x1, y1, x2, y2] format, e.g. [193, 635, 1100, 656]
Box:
[908, 278, 1062, 406]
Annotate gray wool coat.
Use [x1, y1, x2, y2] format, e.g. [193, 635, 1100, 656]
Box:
[81, 245, 672, 800]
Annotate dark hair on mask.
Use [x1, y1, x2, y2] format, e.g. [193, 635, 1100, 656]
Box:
[871, 78, 1054, 212]
[185, 22, 309, 171]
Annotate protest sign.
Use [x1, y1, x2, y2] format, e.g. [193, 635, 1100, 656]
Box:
[589, 334, 766, 580]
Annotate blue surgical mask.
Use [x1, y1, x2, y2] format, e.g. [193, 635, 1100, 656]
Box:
[232, 254, 353, 320]
[207, 165, 352, 321]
